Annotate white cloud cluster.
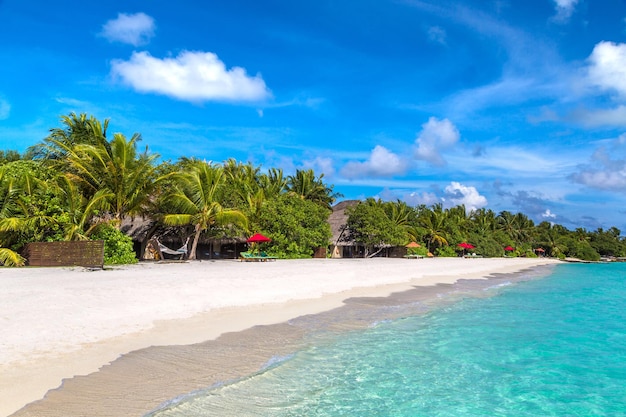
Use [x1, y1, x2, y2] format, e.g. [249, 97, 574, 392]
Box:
[542, 209, 557, 219]
[552, 0, 578, 22]
[570, 138, 626, 191]
[341, 145, 407, 179]
[443, 181, 488, 212]
[588, 41, 626, 97]
[111, 51, 270, 102]
[303, 156, 336, 178]
[414, 117, 460, 166]
[404, 191, 439, 207]
[0, 97, 10, 120]
[100, 12, 156, 46]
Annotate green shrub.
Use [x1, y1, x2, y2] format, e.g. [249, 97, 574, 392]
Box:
[435, 245, 457, 257]
[91, 224, 137, 265]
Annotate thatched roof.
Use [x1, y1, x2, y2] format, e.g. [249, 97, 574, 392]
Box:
[120, 216, 157, 240]
[329, 200, 360, 246]
[119, 216, 246, 244]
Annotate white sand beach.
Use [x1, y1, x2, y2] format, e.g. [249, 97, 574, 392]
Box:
[0, 257, 559, 417]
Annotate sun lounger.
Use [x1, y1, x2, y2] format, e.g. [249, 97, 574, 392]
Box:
[259, 251, 278, 261]
[239, 251, 261, 262]
[403, 254, 424, 259]
[239, 251, 277, 262]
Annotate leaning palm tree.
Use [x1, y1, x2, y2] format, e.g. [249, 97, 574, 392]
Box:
[162, 161, 248, 260]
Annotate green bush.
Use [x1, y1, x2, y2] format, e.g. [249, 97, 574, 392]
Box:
[91, 224, 137, 265]
[255, 194, 332, 258]
[435, 245, 457, 257]
[407, 245, 428, 257]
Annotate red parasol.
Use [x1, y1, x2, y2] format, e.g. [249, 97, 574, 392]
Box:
[247, 233, 271, 243]
[504, 246, 515, 251]
[458, 242, 475, 256]
[457, 242, 475, 250]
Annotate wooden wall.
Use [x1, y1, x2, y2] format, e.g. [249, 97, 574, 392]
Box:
[23, 241, 105, 268]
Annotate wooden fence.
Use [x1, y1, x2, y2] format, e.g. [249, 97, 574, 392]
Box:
[23, 240, 105, 268]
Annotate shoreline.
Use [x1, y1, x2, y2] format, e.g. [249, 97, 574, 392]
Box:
[2, 257, 559, 417]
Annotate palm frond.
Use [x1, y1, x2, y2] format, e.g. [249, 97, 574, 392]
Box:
[0, 247, 26, 267]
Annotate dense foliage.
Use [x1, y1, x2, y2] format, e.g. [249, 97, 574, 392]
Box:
[1, 112, 624, 265]
[91, 224, 138, 265]
[0, 113, 338, 265]
[256, 194, 332, 258]
[344, 200, 625, 261]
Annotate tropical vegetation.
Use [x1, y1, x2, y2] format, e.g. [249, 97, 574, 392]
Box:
[0, 112, 624, 266]
[345, 199, 626, 261]
[0, 113, 338, 265]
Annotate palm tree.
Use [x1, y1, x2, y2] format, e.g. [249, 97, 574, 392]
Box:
[497, 211, 516, 241]
[30, 112, 109, 163]
[384, 200, 414, 242]
[260, 168, 287, 198]
[0, 164, 59, 265]
[287, 169, 340, 209]
[418, 204, 449, 253]
[55, 175, 113, 241]
[0, 168, 26, 266]
[512, 212, 535, 244]
[446, 204, 470, 242]
[471, 208, 497, 235]
[62, 132, 161, 222]
[30, 114, 162, 225]
[163, 161, 248, 260]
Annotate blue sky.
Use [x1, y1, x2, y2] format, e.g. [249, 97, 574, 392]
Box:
[2, 0, 626, 231]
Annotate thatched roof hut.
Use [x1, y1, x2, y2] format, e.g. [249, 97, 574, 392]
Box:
[329, 200, 359, 247]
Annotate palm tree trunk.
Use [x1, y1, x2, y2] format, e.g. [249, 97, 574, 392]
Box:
[189, 226, 202, 260]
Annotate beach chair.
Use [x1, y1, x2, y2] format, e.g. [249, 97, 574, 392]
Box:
[240, 251, 267, 262]
[239, 251, 256, 261]
[259, 251, 278, 261]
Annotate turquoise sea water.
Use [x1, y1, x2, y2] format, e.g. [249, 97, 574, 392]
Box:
[148, 264, 626, 416]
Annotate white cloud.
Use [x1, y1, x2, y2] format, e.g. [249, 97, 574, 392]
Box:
[414, 117, 460, 166]
[587, 41, 626, 97]
[443, 181, 488, 212]
[572, 168, 626, 190]
[552, 0, 578, 22]
[404, 191, 439, 207]
[111, 51, 271, 102]
[542, 209, 557, 219]
[570, 139, 626, 191]
[0, 97, 10, 120]
[100, 12, 156, 46]
[303, 156, 335, 178]
[341, 145, 408, 179]
[427, 26, 447, 45]
[572, 105, 626, 128]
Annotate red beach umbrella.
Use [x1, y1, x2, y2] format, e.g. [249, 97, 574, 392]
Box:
[247, 233, 271, 243]
[504, 246, 515, 251]
[457, 242, 475, 250]
[458, 242, 475, 256]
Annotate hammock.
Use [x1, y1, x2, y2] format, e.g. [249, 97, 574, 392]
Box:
[155, 237, 189, 256]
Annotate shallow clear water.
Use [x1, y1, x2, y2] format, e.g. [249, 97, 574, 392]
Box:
[147, 264, 626, 417]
